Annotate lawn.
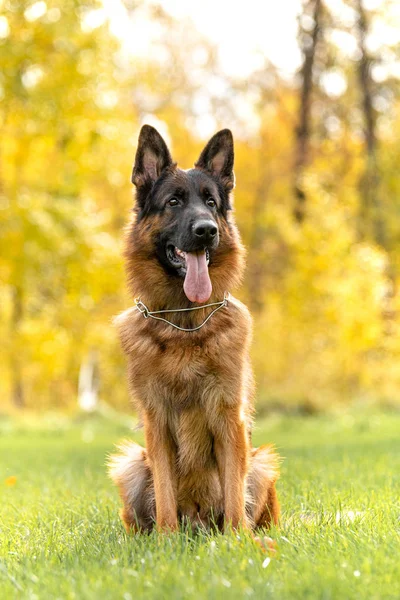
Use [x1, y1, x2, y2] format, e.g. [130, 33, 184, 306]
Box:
[1, 409, 400, 599]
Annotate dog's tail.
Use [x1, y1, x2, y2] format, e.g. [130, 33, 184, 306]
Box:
[251, 444, 281, 483]
[107, 440, 145, 486]
[246, 444, 281, 528]
[107, 441, 155, 532]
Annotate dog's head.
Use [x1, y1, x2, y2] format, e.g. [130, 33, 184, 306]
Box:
[126, 125, 244, 304]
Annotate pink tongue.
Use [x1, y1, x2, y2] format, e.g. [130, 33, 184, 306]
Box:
[183, 250, 212, 303]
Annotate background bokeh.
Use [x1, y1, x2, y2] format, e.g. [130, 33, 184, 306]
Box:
[1, 0, 400, 411]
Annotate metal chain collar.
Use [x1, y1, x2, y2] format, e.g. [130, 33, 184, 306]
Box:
[134, 292, 230, 332]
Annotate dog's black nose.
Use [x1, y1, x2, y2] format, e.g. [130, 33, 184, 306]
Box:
[193, 220, 218, 243]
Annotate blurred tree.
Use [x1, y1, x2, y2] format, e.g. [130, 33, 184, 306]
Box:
[294, 0, 321, 223]
[2, 0, 400, 412]
[355, 0, 384, 245]
[0, 0, 130, 407]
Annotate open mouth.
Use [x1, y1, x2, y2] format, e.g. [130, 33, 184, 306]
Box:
[167, 245, 210, 271]
[166, 245, 212, 303]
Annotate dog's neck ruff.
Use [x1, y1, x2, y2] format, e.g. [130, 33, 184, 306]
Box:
[134, 292, 230, 332]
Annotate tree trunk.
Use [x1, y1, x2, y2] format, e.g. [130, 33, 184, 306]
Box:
[356, 0, 395, 331]
[355, 0, 384, 245]
[293, 0, 321, 223]
[78, 350, 100, 412]
[11, 286, 24, 408]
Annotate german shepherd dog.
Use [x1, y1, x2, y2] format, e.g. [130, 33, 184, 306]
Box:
[108, 125, 280, 533]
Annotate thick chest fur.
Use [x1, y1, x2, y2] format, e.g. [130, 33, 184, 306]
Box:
[117, 299, 252, 404]
[115, 299, 254, 471]
[132, 341, 238, 410]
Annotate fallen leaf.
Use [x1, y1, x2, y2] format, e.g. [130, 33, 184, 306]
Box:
[5, 476, 17, 487]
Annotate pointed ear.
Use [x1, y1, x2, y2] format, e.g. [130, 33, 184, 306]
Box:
[131, 125, 174, 187]
[194, 129, 235, 190]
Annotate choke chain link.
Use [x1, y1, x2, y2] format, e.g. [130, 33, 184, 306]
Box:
[134, 292, 230, 332]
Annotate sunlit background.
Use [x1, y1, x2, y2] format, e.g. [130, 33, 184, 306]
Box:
[1, 0, 400, 411]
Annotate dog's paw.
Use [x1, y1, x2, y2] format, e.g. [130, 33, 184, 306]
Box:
[253, 535, 277, 554]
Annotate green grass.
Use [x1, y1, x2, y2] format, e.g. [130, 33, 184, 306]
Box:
[1, 410, 400, 599]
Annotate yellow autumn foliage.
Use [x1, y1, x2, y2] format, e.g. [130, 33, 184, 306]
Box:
[1, 1, 400, 411]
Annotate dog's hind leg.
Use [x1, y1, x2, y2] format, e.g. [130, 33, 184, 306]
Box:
[246, 445, 280, 529]
[108, 441, 155, 532]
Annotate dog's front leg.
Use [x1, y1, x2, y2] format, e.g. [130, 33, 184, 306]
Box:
[215, 409, 250, 530]
[144, 411, 178, 531]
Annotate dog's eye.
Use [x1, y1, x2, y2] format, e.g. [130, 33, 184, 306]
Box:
[167, 198, 179, 207]
[206, 198, 216, 208]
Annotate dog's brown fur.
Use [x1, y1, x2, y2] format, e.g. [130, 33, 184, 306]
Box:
[108, 126, 280, 533]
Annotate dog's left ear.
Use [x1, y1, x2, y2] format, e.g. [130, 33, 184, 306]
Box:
[195, 129, 235, 191]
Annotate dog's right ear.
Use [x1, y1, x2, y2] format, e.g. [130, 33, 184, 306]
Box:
[131, 125, 173, 188]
